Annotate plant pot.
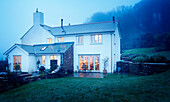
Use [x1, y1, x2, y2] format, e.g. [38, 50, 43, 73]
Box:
[103, 69, 107, 74]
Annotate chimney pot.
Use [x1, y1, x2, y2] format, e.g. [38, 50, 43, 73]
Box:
[113, 16, 115, 22]
[61, 19, 63, 27]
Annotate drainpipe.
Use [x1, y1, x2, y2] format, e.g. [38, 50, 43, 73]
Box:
[111, 32, 113, 73]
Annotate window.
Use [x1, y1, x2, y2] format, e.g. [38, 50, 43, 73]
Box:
[41, 46, 47, 51]
[91, 34, 102, 43]
[79, 55, 100, 71]
[13, 56, 21, 70]
[47, 38, 51, 44]
[50, 55, 57, 60]
[77, 36, 83, 44]
[42, 56, 45, 64]
[58, 37, 64, 42]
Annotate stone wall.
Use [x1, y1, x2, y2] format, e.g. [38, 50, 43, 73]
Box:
[116, 61, 170, 75]
[63, 45, 74, 74]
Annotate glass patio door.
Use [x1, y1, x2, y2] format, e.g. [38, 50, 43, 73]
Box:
[79, 55, 100, 71]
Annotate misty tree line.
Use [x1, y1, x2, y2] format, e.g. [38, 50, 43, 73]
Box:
[87, 0, 170, 50]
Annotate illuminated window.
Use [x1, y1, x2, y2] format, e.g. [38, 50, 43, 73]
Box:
[91, 34, 102, 43]
[50, 55, 57, 60]
[79, 55, 100, 71]
[77, 36, 83, 44]
[41, 46, 47, 51]
[47, 38, 51, 44]
[13, 56, 21, 70]
[42, 56, 45, 64]
[58, 37, 64, 42]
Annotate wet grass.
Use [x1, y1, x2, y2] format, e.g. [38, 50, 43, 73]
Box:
[0, 70, 169, 102]
[123, 47, 170, 60]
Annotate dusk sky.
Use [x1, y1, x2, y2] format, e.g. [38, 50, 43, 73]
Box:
[0, 0, 141, 59]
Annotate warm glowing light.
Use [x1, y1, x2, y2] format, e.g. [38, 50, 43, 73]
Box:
[58, 37, 64, 42]
[41, 46, 47, 51]
[42, 55, 45, 64]
[92, 34, 102, 43]
[47, 38, 51, 44]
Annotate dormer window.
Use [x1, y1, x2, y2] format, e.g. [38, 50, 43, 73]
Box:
[77, 35, 83, 44]
[91, 34, 102, 43]
[58, 37, 64, 42]
[47, 38, 51, 44]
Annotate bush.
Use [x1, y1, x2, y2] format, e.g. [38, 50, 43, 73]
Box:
[14, 64, 20, 70]
[132, 56, 149, 62]
[39, 66, 45, 72]
[149, 55, 168, 63]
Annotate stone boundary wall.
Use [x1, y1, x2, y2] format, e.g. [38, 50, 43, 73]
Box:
[116, 61, 170, 75]
[0, 61, 8, 71]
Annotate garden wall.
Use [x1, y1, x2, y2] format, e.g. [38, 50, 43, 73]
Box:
[0, 61, 8, 72]
[116, 61, 170, 75]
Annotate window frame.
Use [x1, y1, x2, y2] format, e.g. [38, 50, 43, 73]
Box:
[47, 38, 51, 44]
[13, 55, 21, 70]
[58, 37, 64, 42]
[76, 35, 84, 44]
[42, 55, 45, 64]
[91, 34, 103, 44]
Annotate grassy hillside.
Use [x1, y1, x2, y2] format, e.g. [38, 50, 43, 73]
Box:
[0, 70, 169, 102]
[123, 47, 170, 60]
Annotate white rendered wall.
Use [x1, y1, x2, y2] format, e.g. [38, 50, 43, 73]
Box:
[7, 47, 29, 72]
[21, 25, 54, 45]
[54, 32, 120, 73]
[112, 25, 121, 72]
[28, 54, 37, 73]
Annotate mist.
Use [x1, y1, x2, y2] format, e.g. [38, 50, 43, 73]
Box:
[86, 0, 170, 50]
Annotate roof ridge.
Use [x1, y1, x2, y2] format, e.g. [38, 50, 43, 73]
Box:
[50, 20, 119, 28]
[15, 43, 33, 46]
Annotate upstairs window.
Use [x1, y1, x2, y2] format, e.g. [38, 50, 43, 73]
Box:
[77, 36, 83, 44]
[58, 37, 64, 42]
[47, 38, 51, 44]
[91, 34, 102, 43]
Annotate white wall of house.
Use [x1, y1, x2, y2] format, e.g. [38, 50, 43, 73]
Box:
[7, 46, 29, 72]
[21, 25, 54, 45]
[28, 54, 37, 73]
[54, 31, 120, 73]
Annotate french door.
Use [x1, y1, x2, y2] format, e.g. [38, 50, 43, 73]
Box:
[13, 56, 21, 70]
[79, 55, 100, 71]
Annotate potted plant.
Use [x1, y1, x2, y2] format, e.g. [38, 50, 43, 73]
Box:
[103, 57, 109, 74]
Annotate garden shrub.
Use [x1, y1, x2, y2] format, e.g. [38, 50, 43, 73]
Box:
[39, 66, 45, 72]
[132, 56, 149, 62]
[149, 55, 168, 63]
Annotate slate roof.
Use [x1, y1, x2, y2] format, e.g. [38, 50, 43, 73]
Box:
[4, 42, 74, 55]
[40, 21, 117, 35]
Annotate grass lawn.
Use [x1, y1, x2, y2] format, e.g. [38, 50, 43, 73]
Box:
[0, 70, 169, 102]
[122, 47, 170, 60]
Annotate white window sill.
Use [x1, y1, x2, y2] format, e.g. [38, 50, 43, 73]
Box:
[90, 43, 103, 45]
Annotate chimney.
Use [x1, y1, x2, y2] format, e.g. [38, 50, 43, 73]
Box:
[61, 19, 63, 28]
[33, 8, 44, 25]
[113, 16, 115, 22]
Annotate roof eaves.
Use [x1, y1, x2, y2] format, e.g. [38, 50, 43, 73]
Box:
[54, 31, 115, 36]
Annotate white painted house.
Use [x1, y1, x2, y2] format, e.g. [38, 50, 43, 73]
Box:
[4, 9, 121, 73]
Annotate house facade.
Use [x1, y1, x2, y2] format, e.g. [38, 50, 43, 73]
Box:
[4, 9, 121, 73]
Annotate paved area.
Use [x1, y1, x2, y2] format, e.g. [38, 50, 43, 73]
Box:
[73, 72, 107, 78]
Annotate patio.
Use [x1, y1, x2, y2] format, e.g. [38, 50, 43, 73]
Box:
[73, 72, 107, 78]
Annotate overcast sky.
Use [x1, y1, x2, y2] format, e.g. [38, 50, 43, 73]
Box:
[0, 0, 141, 59]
